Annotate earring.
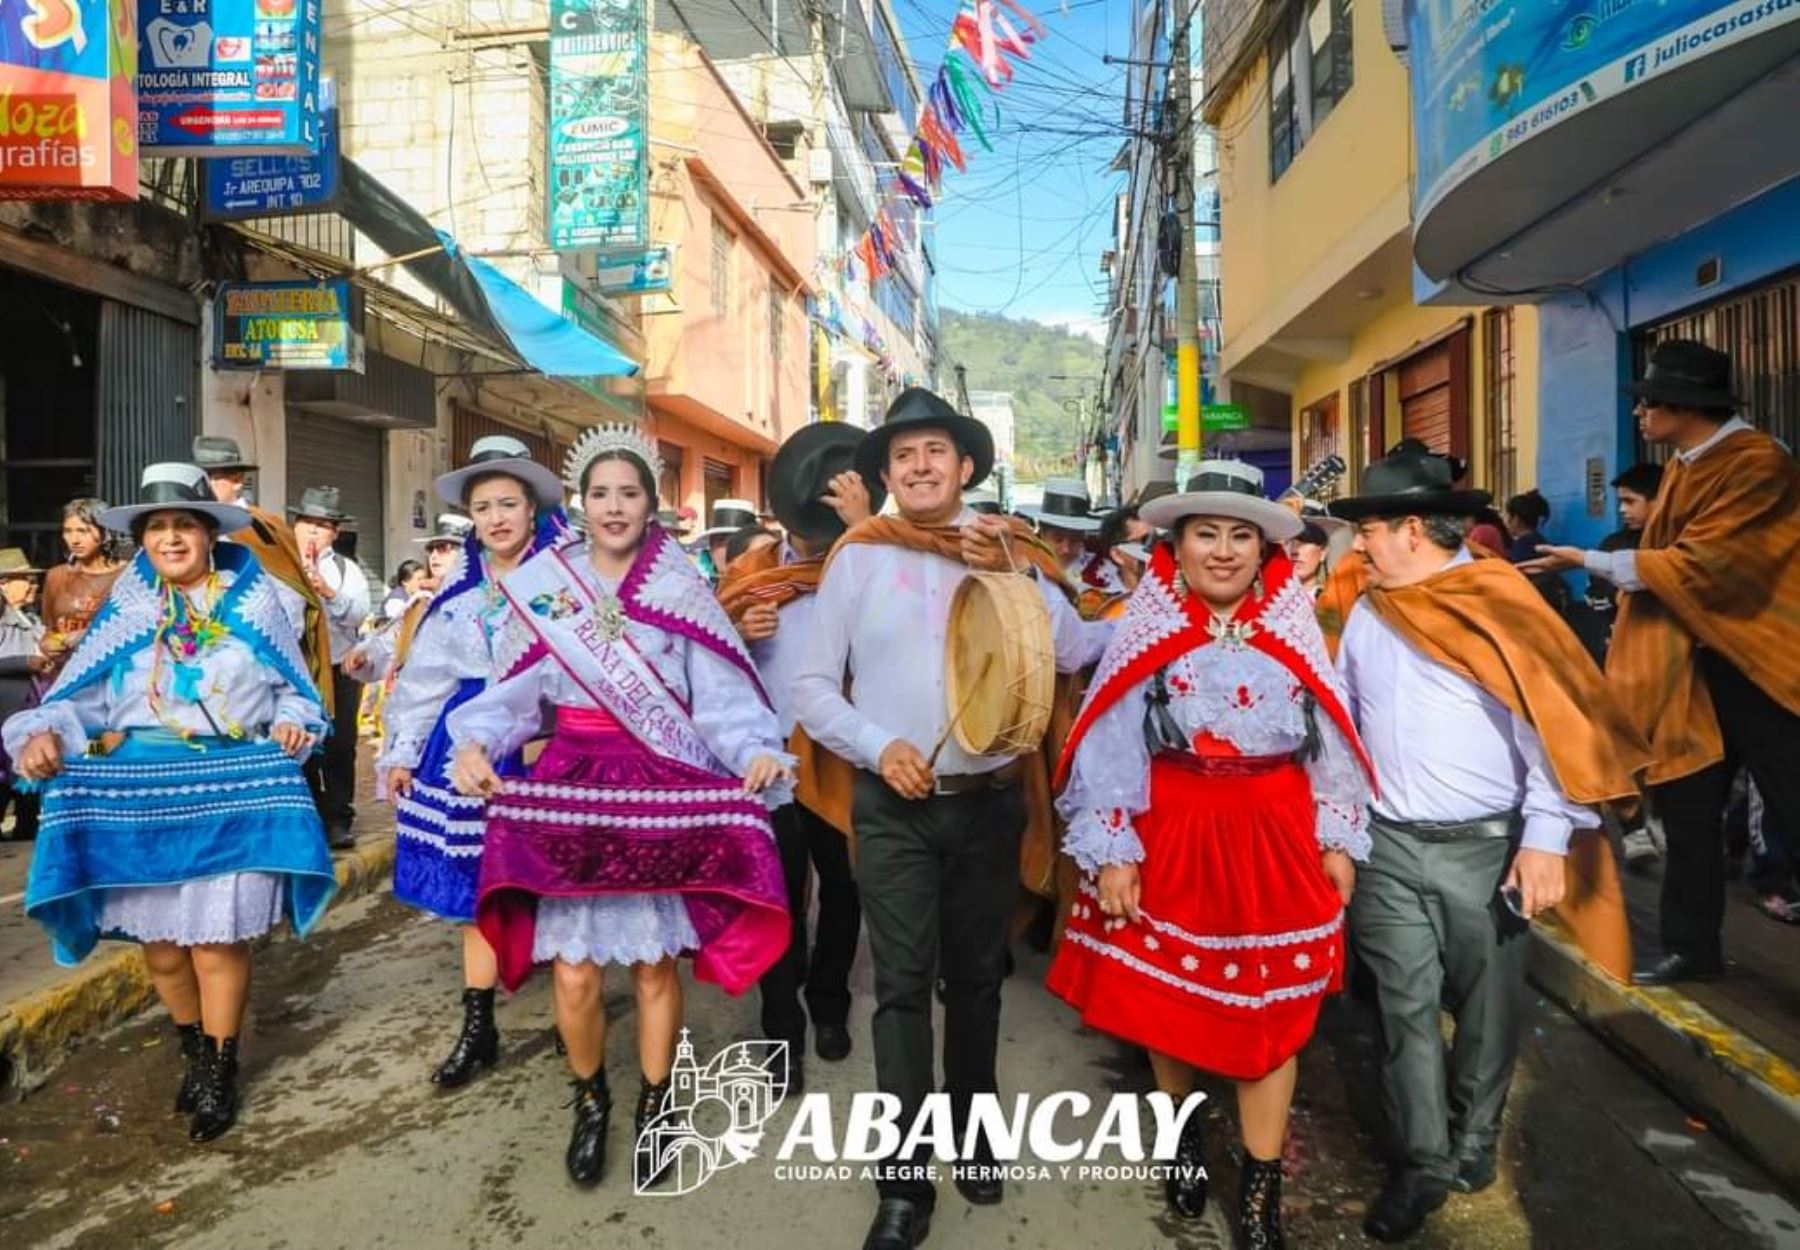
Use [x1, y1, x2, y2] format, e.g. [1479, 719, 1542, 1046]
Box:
[1252, 570, 1266, 600]
[1171, 567, 1187, 599]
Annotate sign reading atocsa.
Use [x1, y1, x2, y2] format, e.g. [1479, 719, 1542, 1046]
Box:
[214, 278, 354, 370]
[0, 0, 138, 201]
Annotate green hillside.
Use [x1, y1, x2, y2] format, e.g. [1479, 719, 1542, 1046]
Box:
[940, 308, 1104, 480]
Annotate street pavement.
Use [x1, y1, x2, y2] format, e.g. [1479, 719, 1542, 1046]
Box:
[3, 889, 1796, 1250]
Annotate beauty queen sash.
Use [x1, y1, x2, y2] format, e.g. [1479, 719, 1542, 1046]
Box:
[498, 542, 725, 775]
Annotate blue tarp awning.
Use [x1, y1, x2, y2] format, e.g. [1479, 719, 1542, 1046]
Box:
[444, 234, 639, 379]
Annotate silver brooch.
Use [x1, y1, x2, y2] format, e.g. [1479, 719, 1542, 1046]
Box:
[1207, 615, 1258, 649]
[594, 592, 628, 642]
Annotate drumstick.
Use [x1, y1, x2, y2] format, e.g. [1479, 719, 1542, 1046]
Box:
[930, 652, 994, 767]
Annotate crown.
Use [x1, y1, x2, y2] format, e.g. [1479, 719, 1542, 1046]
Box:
[564, 423, 664, 494]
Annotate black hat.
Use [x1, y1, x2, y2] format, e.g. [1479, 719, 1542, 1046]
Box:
[963, 487, 1003, 516]
[699, 499, 760, 539]
[289, 485, 352, 523]
[192, 435, 258, 473]
[769, 422, 888, 544]
[98, 463, 253, 533]
[855, 387, 996, 491]
[1629, 339, 1740, 410]
[1329, 448, 1491, 522]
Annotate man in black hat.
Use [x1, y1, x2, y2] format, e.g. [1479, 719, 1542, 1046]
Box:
[793, 389, 1109, 1250]
[718, 423, 880, 1097]
[290, 485, 371, 849]
[1330, 445, 1647, 1242]
[1523, 338, 1800, 985]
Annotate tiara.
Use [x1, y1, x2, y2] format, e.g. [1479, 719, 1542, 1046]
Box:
[564, 423, 664, 494]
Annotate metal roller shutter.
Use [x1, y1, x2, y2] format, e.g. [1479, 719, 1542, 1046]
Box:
[285, 412, 386, 580]
[96, 302, 200, 507]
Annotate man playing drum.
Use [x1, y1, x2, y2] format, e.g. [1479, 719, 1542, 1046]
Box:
[794, 388, 1110, 1250]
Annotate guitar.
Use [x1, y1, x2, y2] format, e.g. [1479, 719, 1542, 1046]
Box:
[1279, 454, 1348, 506]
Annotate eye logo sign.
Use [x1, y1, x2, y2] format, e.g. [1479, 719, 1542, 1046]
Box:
[633, 1030, 789, 1196]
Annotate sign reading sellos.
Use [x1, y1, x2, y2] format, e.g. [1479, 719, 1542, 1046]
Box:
[548, 0, 647, 252]
[139, 0, 321, 157]
[203, 71, 337, 217]
[214, 278, 353, 370]
[0, 0, 139, 200]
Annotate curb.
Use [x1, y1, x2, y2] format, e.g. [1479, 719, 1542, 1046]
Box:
[0, 836, 395, 1098]
[1530, 917, 1800, 1196]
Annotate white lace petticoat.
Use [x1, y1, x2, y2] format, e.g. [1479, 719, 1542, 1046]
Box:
[532, 893, 700, 967]
[96, 872, 285, 946]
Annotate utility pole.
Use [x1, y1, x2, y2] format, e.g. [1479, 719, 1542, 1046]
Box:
[1169, 5, 1200, 482]
[954, 362, 973, 415]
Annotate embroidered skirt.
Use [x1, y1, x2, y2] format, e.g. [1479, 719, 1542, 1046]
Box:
[392, 677, 525, 924]
[1046, 753, 1344, 1081]
[24, 733, 338, 966]
[475, 706, 788, 994]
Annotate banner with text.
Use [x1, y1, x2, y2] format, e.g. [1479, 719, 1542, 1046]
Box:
[0, 0, 139, 200]
[547, 0, 647, 252]
[139, 0, 322, 157]
[203, 70, 337, 216]
[214, 278, 354, 370]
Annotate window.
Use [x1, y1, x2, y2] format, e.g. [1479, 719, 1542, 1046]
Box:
[1483, 309, 1517, 500]
[1270, 0, 1355, 181]
[1299, 392, 1342, 494]
[769, 288, 785, 363]
[710, 217, 733, 318]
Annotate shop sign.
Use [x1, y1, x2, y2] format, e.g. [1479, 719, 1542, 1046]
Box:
[214, 278, 354, 370]
[1408, 0, 1800, 216]
[595, 245, 672, 295]
[202, 70, 335, 216]
[139, 0, 322, 157]
[547, 0, 647, 251]
[0, 0, 139, 200]
[1201, 403, 1249, 432]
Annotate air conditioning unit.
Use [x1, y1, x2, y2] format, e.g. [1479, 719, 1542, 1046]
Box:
[809, 148, 833, 184]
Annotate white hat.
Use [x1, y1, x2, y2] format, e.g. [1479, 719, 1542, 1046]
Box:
[414, 513, 474, 547]
[698, 498, 760, 539]
[1022, 476, 1101, 533]
[1139, 460, 1302, 541]
[435, 435, 564, 508]
[98, 463, 253, 534]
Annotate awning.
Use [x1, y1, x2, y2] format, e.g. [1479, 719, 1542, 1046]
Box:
[338, 159, 638, 378]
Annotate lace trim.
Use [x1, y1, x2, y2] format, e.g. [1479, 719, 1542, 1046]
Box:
[1316, 798, 1372, 862]
[1063, 807, 1147, 873]
[1072, 879, 1343, 950]
[1061, 929, 1334, 1009]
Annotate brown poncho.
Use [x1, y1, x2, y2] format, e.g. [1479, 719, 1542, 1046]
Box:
[232, 505, 334, 714]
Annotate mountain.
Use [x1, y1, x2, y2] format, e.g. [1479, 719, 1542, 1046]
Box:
[939, 308, 1105, 480]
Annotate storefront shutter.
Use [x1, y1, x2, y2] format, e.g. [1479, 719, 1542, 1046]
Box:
[95, 302, 199, 507]
[285, 412, 386, 580]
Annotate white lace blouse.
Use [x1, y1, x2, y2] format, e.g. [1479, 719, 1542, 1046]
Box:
[1057, 643, 1372, 872]
[376, 573, 513, 773]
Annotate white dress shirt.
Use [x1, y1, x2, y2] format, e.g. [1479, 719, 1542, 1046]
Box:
[1581, 416, 1751, 592]
[793, 510, 1113, 777]
[1335, 550, 1598, 855]
[312, 550, 370, 664]
[748, 543, 821, 740]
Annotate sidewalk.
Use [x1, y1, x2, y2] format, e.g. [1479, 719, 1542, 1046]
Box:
[1530, 858, 1800, 1195]
[0, 742, 396, 1096]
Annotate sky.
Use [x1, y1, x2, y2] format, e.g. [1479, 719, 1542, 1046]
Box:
[889, 0, 1135, 338]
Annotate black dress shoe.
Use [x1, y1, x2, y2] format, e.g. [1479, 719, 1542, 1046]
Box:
[1451, 1149, 1497, 1195]
[326, 824, 356, 851]
[1362, 1170, 1447, 1243]
[952, 1162, 1003, 1205]
[565, 1072, 611, 1186]
[432, 987, 499, 1088]
[1633, 952, 1724, 986]
[815, 1023, 852, 1063]
[861, 1198, 931, 1250]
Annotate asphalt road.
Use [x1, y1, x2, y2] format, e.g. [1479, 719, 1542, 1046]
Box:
[2, 892, 1795, 1250]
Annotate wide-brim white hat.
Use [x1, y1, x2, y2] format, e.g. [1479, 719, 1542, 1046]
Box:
[97, 463, 253, 534]
[435, 435, 564, 508]
[1021, 476, 1102, 532]
[1140, 460, 1301, 542]
[698, 498, 760, 539]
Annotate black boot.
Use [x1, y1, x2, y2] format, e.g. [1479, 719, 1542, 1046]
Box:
[189, 1035, 239, 1142]
[431, 988, 499, 1088]
[173, 1022, 205, 1114]
[1165, 1110, 1209, 1219]
[1239, 1156, 1286, 1250]
[565, 1072, 612, 1186]
[634, 1076, 674, 1187]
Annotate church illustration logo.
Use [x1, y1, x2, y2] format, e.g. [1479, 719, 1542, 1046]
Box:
[633, 1028, 790, 1196]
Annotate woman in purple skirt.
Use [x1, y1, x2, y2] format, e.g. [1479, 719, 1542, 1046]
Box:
[449, 424, 791, 1188]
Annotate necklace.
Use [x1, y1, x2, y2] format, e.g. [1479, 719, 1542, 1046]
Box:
[592, 584, 628, 642]
[1206, 613, 1258, 649]
[146, 573, 244, 745]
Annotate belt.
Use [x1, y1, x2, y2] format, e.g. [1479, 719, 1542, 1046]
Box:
[1375, 812, 1520, 843]
[932, 760, 1025, 796]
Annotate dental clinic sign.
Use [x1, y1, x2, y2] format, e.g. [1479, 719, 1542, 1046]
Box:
[138, 0, 322, 156]
[0, 0, 138, 200]
[1407, 0, 1800, 216]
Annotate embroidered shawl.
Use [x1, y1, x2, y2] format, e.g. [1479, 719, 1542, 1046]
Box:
[392, 509, 570, 673]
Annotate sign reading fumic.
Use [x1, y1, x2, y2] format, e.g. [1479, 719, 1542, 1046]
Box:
[0, 0, 138, 200]
[138, 0, 323, 156]
[214, 279, 353, 370]
[1408, 0, 1800, 215]
[204, 72, 338, 217]
[548, 0, 648, 251]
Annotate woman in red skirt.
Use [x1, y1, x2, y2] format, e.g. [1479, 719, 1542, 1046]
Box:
[1046, 460, 1375, 1248]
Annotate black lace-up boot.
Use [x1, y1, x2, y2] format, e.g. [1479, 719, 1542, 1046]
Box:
[565, 1071, 612, 1186]
[431, 987, 499, 1087]
[1239, 1156, 1286, 1250]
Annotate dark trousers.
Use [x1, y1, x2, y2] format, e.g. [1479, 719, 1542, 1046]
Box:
[1654, 652, 1800, 964]
[306, 669, 361, 832]
[1350, 819, 1529, 1185]
[759, 801, 862, 1043]
[852, 771, 1024, 1210]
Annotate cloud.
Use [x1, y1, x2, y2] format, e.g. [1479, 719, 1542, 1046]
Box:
[1029, 312, 1109, 344]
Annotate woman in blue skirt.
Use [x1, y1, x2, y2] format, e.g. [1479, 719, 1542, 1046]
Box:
[373, 435, 566, 1087]
[5, 463, 336, 1143]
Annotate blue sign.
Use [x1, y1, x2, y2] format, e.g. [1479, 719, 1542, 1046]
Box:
[214, 279, 355, 370]
[204, 76, 338, 217]
[1407, 0, 1800, 215]
[139, 0, 323, 157]
[595, 246, 673, 295]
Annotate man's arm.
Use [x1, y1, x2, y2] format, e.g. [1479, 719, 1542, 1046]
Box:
[1040, 576, 1111, 671]
[791, 548, 897, 772]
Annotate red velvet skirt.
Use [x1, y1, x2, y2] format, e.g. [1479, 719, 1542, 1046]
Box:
[1046, 752, 1344, 1081]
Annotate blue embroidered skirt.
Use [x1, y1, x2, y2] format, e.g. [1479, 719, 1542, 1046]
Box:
[392, 677, 525, 924]
[24, 732, 338, 967]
